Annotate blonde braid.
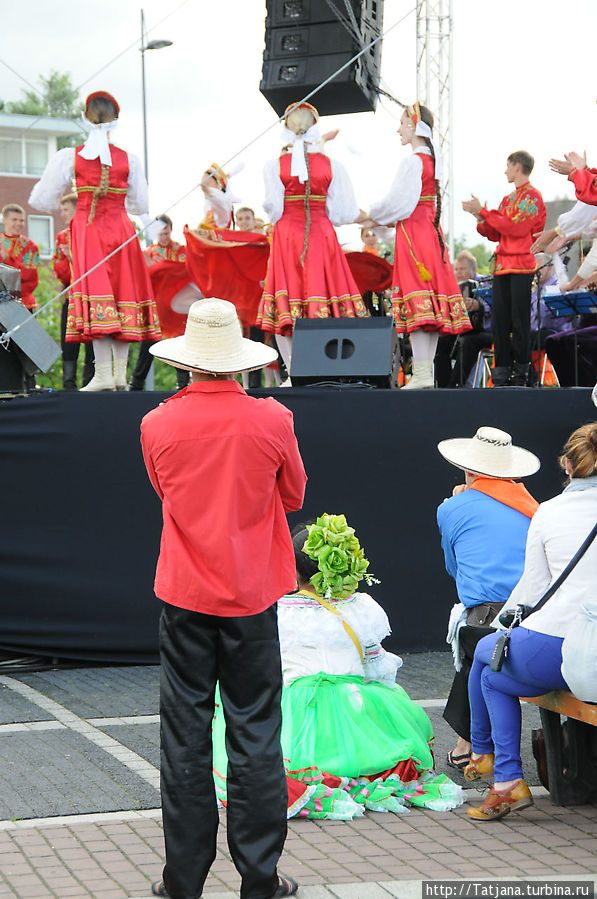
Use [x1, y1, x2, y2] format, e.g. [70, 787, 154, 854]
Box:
[87, 163, 110, 225]
[300, 142, 311, 266]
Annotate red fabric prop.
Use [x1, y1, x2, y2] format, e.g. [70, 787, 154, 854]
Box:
[344, 250, 393, 293]
[184, 226, 270, 329]
[148, 260, 195, 339]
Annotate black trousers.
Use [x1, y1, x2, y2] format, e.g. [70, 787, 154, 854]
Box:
[132, 340, 155, 382]
[248, 327, 265, 388]
[60, 301, 94, 365]
[491, 272, 534, 368]
[159, 603, 287, 899]
[443, 622, 498, 742]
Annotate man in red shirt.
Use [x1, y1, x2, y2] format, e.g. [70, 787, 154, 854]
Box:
[52, 193, 96, 390]
[0, 203, 39, 310]
[463, 151, 546, 386]
[141, 298, 306, 899]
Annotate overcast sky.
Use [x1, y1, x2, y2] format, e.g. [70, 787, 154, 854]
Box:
[3, 0, 595, 249]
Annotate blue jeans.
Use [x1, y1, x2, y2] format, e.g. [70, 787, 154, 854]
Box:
[469, 627, 568, 781]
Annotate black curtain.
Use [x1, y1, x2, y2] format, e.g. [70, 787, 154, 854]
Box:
[0, 388, 592, 662]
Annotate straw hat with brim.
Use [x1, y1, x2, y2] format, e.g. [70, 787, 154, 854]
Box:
[149, 298, 279, 373]
[437, 427, 540, 479]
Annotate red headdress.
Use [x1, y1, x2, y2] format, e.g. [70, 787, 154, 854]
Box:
[84, 91, 120, 118]
[406, 101, 422, 127]
[283, 101, 319, 123]
[205, 163, 228, 191]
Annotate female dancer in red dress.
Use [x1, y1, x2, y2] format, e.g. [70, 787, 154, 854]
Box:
[369, 103, 470, 388]
[256, 102, 368, 372]
[30, 91, 161, 391]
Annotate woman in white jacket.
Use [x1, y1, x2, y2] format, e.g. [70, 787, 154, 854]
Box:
[464, 423, 597, 821]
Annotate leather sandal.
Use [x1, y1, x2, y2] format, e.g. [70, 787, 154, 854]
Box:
[463, 752, 494, 781]
[467, 778, 534, 821]
[271, 874, 299, 897]
[446, 750, 470, 771]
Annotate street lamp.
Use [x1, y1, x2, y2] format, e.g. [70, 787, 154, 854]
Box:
[140, 8, 172, 390]
[140, 8, 173, 183]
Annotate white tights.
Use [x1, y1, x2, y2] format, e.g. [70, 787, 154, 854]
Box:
[409, 329, 439, 362]
[92, 338, 130, 366]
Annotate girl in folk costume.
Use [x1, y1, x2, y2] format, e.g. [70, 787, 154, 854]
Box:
[198, 163, 236, 231]
[368, 103, 471, 389]
[256, 102, 368, 372]
[212, 515, 465, 818]
[29, 91, 161, 391]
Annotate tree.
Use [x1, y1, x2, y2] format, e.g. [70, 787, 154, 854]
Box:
[6, 70, 83, 120]
[453, 234, 493, 275]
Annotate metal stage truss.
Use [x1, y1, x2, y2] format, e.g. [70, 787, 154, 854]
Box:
[415, 0, 454, 254]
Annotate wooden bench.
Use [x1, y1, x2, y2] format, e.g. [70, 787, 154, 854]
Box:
[523, 691, 597, 806]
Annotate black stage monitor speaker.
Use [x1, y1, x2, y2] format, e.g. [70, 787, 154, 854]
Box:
[290, 317, 398, 388]
[0, 266, 61, 391]
[260, 0, 383, 117]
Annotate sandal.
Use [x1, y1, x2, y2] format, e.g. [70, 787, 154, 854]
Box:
[151, 883, 169, 897]
[271, 874, 299, 897]
[446, 750, 470, 771]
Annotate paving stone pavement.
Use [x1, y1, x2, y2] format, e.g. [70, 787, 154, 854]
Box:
[0, 657, 595, 899]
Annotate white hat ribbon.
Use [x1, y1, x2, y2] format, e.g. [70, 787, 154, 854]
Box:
[79, 119, 117, 167]
[415, 120, 443, 182]
[281, 123, 322, 183]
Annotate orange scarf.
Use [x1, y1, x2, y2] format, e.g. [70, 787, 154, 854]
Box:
[469, 477, 539, 519]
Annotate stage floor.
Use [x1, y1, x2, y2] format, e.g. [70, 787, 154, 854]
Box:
[0, 386, 593, 662]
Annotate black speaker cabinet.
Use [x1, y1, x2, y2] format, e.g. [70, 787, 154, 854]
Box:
[260, 0, 383, 117]
[290, 317, 398, 388]
[0, 266, 61, 391]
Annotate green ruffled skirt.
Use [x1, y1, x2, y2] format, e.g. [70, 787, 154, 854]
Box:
[213, 674, 464, 818]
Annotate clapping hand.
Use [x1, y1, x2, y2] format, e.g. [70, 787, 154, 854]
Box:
[549, 151, 587, 176]
[531, 229, 559, 253]
[462, 194, 482, 216]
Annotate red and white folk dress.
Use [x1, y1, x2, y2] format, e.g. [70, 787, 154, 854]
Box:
[257, 152, 367, 335]
[67, 147, 160, 343]
[29, 144, 161, 343]
[371, 149, 470, 335]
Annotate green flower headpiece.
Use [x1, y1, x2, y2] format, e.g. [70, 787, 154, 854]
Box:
[302, 513, 379, 600]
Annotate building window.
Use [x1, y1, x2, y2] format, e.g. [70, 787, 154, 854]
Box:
[25, 140, 49, 176]
[28, 215, 54, 259]
[0, 137, 49, 175]
[0, 137, 22, 174]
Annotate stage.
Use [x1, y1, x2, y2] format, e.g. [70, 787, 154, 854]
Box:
[0, 387, 593, 663]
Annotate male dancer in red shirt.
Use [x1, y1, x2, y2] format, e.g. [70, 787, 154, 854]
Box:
[141, 298, 305, 899]
[1, 203, 39, 310]
[463, 151, 546, 386]
[52, 194, 95, 389]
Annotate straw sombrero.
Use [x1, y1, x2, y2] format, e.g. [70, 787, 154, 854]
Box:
[149, 298, 278, 373]
[437, 427, 540, 479]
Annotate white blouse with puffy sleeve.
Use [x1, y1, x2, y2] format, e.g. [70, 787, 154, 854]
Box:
[29, 146, 149, 216]
[369, 150, 430, 226]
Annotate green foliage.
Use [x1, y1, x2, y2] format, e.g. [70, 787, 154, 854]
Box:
[453, 235, 493, 275]
[34, 264, 64, 389]
[6, 70, 83, 120]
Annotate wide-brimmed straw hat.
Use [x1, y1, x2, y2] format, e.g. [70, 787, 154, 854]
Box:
[149, 298, 278, 373]
[437, 427, 540, 479]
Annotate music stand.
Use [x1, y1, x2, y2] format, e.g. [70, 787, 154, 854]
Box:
[543, 291, 597, 386]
